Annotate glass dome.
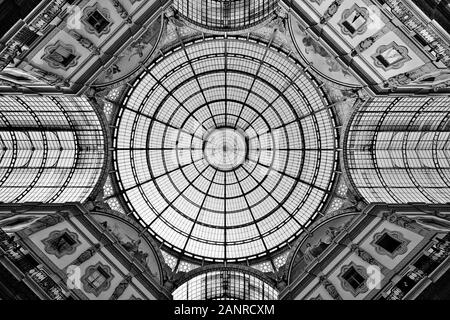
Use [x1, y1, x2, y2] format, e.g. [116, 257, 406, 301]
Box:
[112, 36, 339, 263]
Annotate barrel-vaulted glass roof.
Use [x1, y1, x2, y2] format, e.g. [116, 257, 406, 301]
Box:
[0, 96, 105, 203]
[173, 267, 278, 300]
[112, 36, 338, 263]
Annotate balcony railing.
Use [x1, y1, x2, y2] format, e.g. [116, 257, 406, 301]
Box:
[384, 0, 450, 68]
[0, 228, 69, 300]
[0, 0, 66, 71]
[382, 235, 450, 300]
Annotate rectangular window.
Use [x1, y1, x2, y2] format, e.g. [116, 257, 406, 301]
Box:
[47, 45, 76, 67]
[375, 233, 402, 254]
[87, 267, 110, 289]
[50, 232, 77, 253]
[376, 47, 404, 68]
[342, 266, 366, 290]
[342, 11, 367, 34]
[87, 10, 110, 34]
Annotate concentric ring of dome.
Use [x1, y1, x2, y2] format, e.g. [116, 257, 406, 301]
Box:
[203, 128, 247, 171]
[113, 36, 338, 263]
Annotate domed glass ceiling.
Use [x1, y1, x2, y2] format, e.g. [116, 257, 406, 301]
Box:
[113, 36, 338, 263]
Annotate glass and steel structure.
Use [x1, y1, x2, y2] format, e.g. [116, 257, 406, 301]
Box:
[173, 0, 279, 31]
[172, 266, 278, 300]
[112, 36, 339, 263]
[0, 96, 105, 203]
[345, 96, 450, 204]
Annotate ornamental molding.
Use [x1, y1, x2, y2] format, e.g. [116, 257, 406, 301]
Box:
[372, 42, 411, 71]
[42, 228, 81, 258]
[109, 0, 132, 24]
[370, 229, 410, 259]
[81, 3, 113, 37]
[67, 30, 100, 55]
[320, 0, 344, 25]
[318, 275, 343, 300]
[337, 262, 369, 297]
[42, 41, 80, 70]
[338, 4, 370, 38]
[81, 262, 114, 297]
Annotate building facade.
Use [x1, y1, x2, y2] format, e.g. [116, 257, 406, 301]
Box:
[0, 203, 171, 300]
[281, 204, 450, 300]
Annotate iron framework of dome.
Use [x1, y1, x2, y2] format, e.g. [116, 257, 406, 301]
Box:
[112, 35, 339, 263]
[173, 0, 279, 31]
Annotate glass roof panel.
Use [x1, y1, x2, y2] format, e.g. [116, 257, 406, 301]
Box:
[172, 1, 279, 32]
[172, 267, 279, 300]
[0, 96, 104, 203]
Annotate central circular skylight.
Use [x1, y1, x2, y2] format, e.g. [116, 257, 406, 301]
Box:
[113, 36, 338, 263]
[204, 128, 247, 171]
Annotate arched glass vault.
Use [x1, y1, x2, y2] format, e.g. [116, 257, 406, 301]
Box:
[0, 95, 105, 203]
[172, 266, 278, 300]
[111, 35, 339, 263]
[345, 96, 450, 204]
